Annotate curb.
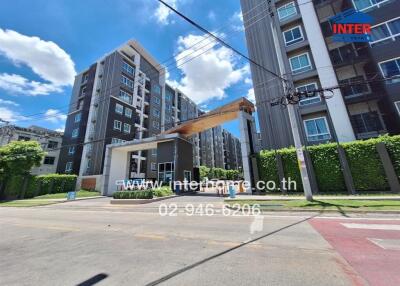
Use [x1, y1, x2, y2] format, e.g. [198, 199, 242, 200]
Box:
[110, 195, 177, 205]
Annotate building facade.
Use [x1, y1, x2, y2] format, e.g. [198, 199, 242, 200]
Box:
[57, 40, 242, 180]
[0, 125, 62, 175]
[241, 0, 400, 150]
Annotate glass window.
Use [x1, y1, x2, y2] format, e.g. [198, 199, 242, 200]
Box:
[153, 84, 161, 94]
[115, 103, 123, 114]
[277, 2, 297, 21]
[379, 58, 400, 83]
[122, 61, 135, 75]
[114, 120, 122, 131]
[118, 90, 133, 105]
[121, 76, 134, 88]
[151, 162, 157, 171]
[72, 128, 79, 138]
[68, 146, 75, 155]
[289, 53, 312, 74]
[47, 141, 58, 149]
[65, 162, 73, 172]
[303, 117, 331, 142]
[74, 113, 81, 123]
[350, 112, 383, 134]
[123, 123, 131, 134]
[353, 0, 391, 12]
[154, 97, 161, 105]
[283, 26, 304, 46]
[44, 156, 55, 165]
[371, 17, 400, 46]
[297, 83, 321, 106]
[125, 108, 132, 118]
[339, 76, 370, 97]
[153, 121, 160, 129]
[153, 109, 160, 118]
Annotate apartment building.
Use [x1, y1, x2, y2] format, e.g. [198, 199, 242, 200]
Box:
[57, 40, 242, 180]
[0, 125, 62, 175]
[241, 0, 400, 150]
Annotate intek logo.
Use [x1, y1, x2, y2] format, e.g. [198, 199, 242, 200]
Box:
[330, 9, 374, 42]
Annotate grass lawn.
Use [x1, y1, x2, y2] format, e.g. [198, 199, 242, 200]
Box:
[226, 199, 400, 212]
[0, 190, 101, 207]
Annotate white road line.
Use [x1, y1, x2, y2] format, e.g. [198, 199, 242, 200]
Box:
[341, 223, 400, 230]
[368, 238, 400, 250]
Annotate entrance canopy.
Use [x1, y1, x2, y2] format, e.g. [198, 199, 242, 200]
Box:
[163, 97, 255, 137]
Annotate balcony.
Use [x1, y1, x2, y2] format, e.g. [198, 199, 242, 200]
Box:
[329, 44, 369, 68]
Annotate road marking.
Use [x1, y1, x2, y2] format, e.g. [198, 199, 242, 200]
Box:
[134, 233, 168, 240]
[1, 222, 80, 232]
[368, 238, 400, 250]
[341, 223, 400, 231]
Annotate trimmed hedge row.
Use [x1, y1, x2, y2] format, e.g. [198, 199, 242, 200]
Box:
[258, 135, 400, 192]
[113, 187, 174, 199]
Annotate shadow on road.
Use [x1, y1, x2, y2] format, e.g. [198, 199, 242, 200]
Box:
[144, 213, 320, 286]
[76, 273, 108, 286]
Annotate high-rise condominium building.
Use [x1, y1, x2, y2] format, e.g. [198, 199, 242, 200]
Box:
[241, 0, 400, 150]
[57, 40, 242, 179]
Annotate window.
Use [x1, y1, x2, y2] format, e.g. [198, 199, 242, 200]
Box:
[277, 2, 297, 21]
[118, 90, 133, 105]
[289, 53, 312, 74]
[379, 57, 400, 83]
[350, 112, 383, 134]
[123, 123, 131, 134]
[115, 103, 124, 114]
[154, 97, 161, 105]
[125, 108, 132, 118]
[47, 141, 58, 149]
[68, 146, 75, 155]
[153, 84, 161, 94]
[81, 86, 87, 97]
[151, 149, 157, 156]
[158, 162, 174, 182]
[44, 156, 55, 165]
[371, 17, 400, 46]
[122, 61, 135, 75]
[339, 76, 370, 98]
[303, 117, 331, 142]
[297, 83, 321, 106]
[82, 73, 89, 83]
[77, 99, 84, 110]
[65, 162, 73, 172]
[153, 109, 160, 118]
[329, 44, 358, 64]
[352, 0, 392, 12]
[111, 138, 126, 144]
[18, 135, 30, 141]
[151, 162, 157, 171]
[114, 120, 122, 131]
[72, 128, 79, 138]
[74, 113, 81, 123]
[153, 121, 160, 129]
[395, 101, 400, 116]
[121, 75, 134, 88]
[283, 26, 304, 46]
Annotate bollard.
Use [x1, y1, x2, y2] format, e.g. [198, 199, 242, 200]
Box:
[229, 186, 236, 198]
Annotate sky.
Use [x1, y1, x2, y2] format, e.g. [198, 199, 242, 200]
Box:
[0, 0, 256, 137]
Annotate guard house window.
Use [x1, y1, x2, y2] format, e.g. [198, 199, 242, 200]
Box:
[378, 57, 400, 83]
[277, 2, 297, 21]
[68, 146, 75, 155]
[283, 26, 304, 46]
[118, 90, 133, 105]
[115, 103, 124, 115]
[74, 113, 81, 123]
[125, 108, 132, 118]
[158, 162, 174, 183]
[47, 141, 58, 149]
[123, 123, 131, 134]
[289, 53, 312, 74]
[121, 75, 134, 88]
[297, 83, 321, 106]
[350, 112, 384, 134]
[352, 0, 392, 12]
[114, 120, 122, 131]
[65, 162, 73, 172]
[370, 17, 400, 47]
[44, 156, 55, 165]
[72, 128, 79, 138]
[303, 117, 331, 142]
[122, 61, 135, 75]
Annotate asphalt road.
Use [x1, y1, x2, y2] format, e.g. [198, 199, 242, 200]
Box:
[1, 196, 398, 286]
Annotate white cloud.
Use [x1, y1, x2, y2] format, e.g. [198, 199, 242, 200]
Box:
[231, 11, 244, 31]
[0, 73, 62, 96]
[246, 88, 255, 103]
[0, 98, 19, 106]
[154, 0, 178, 25]
[165, 70, 180, 88]
[0, 28, 76, 86]
[55, 127, 65, 133]
[0, 106, 27, 122]
[173, 33, 249, 104]
[43, 109, 67, 123]
[208, 11, 216, 21]
[244, 77, 252, 85]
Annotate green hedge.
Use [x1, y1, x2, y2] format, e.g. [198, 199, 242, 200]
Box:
[257, 135, 400, 192]
[152, 186, 173, 197]
[113, 190, 153, 199]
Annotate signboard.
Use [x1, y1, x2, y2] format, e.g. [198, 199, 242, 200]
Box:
[330, 9, 373, 43]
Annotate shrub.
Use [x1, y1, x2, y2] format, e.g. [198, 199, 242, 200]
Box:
[308, 143, 346, 192]
[257, 151, 279, 190]
[113, 190, 153, 199]
[36, 174, 77, 194]
[382, 135, 400, 179]
[278, 148, 303, 192]
[153, 186, 174, 197]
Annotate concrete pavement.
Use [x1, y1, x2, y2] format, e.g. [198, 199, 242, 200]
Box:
[1, 196, 399, 285]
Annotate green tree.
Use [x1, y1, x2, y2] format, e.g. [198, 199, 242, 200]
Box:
[199, 166, 210, 180]
[0, 141, 45, 198]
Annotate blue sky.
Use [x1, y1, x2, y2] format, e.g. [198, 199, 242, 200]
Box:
[0, 0, 256, 137]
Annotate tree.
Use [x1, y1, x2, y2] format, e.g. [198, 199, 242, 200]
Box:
[199, 166, 210, 181]
[0, 141, 45, 198]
